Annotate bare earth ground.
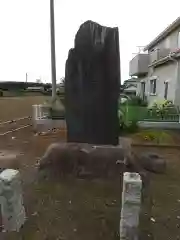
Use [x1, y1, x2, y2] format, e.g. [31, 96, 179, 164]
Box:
[0, 129, 121, 240]
[0, 128, 179, 240]
[0, 97, 180, 239]
[0, 96, 48, 121]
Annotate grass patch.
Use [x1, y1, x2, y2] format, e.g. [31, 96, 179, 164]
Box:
[133, 130, 174, 144]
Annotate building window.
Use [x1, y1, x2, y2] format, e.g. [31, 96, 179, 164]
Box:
[150, 79, 156, 94]
[164, 82, 169, 99]
[141, 82, 145, 99]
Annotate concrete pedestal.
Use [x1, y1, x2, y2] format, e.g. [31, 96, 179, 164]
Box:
[120, 172, 142, 240]
[0, 169, 26, 232]
[33, 119, 66, 132]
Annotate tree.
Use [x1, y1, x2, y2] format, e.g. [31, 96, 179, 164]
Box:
[59, 77, 65, 87]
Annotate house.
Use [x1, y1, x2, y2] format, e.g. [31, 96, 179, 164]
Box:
[122, 78, 137, 96]
[129, 17, 180, 106]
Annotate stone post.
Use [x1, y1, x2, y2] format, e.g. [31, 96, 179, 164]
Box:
[0, 169, 26, 232]
[120, 172, 142, 240]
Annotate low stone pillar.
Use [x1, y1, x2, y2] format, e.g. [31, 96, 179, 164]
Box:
[139, 173, 153, 239]
[0, 169, 26, 232]
[120, 172, 142, 240]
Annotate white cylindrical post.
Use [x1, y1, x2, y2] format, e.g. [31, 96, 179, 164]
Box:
[50, 0, 57, 100]
[32, 105, 39, 120]
[32, 104, 46, 120]
[0, 169, 26, 232]
[120, 172, 142, 240]
[39, 105, 42, 119]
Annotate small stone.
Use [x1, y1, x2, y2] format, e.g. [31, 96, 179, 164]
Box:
[32, 212, 38, 216]
[150, 217, 156, 223]
[116, 160, 124, 165]
[40, 132, 47, 136]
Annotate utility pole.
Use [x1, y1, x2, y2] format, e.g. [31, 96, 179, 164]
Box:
[26, 73, 28, 83]
[50, 0, 57, 100]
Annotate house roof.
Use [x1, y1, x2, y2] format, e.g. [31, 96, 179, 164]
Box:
[124, 85, 137, 92]
[124, 78, 137, 83]
[144, 17, 180, 51]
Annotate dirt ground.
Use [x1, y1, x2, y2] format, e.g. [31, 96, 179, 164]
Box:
[0, 96, 48, 121]
[0, 128, 180, 240]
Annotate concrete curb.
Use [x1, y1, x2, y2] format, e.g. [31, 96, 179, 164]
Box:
[132, 143, 180, 148]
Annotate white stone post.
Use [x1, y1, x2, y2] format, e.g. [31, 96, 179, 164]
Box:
[120, 172, 142, 240]
[0, 169, 26, 232]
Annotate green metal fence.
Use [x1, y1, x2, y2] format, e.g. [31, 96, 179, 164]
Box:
[120, 105, 180, 123]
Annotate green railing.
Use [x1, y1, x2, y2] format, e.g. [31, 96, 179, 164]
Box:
[120, 105, 180, 123]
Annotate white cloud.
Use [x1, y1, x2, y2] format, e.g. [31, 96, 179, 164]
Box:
[0, 0, 179, 82]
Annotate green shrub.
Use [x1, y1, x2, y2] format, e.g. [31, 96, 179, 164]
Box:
[121, 95, 148, 107]
[148, 99, 174, 110]
[120, 120, 139, 134]
[147, 99, 179, 120]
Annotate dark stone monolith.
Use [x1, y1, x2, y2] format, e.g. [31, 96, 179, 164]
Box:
[65, 21, 120, 145]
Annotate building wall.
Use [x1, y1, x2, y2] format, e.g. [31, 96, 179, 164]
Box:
[146, 27, 180, 106]
[136, 76, 147, 96]
[136, 81, 141, 96]
[174, 59, 180, 106]
[134, 26, 180, 105]
[148, 26, 180, 52]
[145, 62, 177, 105]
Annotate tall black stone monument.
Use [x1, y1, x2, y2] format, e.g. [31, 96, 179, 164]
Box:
[65, 21, 120, 145]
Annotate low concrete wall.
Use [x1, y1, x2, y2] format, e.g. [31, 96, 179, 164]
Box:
[138, 121, 180, 129]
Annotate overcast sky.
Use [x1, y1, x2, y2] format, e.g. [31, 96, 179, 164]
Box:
[0, 0, 180, 83]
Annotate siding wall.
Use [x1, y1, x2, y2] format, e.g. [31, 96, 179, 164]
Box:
[148, 26, 180, 52]
[135, 26, 180, 105]
[136, 63, 177, 105]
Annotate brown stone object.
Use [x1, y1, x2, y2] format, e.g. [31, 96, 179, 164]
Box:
[138, 152, 166, 174]
[38, 142, 127, 179]
[38, 142, 166, 179]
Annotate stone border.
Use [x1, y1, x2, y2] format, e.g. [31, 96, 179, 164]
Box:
[138, 121, 180, 130]
[132, 143, 180, 148]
